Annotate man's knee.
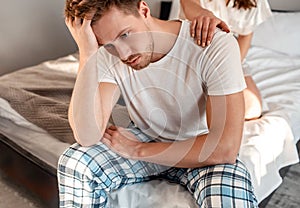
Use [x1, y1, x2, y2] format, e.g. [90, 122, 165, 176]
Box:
[57, 143, 109, 207]
[57, 143, 102, 179]
[59, 144, 82, 168]
[190, 161, 258, 207]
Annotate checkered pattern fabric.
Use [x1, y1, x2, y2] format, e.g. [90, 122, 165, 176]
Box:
[58, 126, 258, 207]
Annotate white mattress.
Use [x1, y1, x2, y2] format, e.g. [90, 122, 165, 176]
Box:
[1, 12, 300, 206]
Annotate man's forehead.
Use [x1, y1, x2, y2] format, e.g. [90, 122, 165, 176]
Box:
[93, 22, 132, 46]
[93, 10, 138, 45]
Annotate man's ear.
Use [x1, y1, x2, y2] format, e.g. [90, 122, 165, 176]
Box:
[138, 1, 150, 18]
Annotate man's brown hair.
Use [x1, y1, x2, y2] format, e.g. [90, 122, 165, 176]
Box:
[65, 0, 142, 24]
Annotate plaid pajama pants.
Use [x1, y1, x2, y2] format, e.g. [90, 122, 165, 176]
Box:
[58, 126, 258, 208]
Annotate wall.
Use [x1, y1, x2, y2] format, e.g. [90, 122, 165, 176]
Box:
[0, 0, 168, 76]
[268, 0, 300, 11]
[1, 0, 299, 76]
[145, 0, 165, 18]
[0, 0, 77, 75]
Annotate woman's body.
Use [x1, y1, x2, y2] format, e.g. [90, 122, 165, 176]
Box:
[180, 0, 272, 120]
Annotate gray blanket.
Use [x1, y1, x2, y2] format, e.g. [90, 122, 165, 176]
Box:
[0, 66, 76, 144]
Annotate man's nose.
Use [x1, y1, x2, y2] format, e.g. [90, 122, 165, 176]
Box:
[115, 42, 131, 61]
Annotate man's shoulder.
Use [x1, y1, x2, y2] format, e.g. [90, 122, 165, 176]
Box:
[177, 21, 236, 52]
[213, 28, 235, 42]
[207, 29, 239, 53]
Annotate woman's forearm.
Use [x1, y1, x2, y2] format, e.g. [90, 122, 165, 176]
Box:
[180, 0, 207, 20]
[237, 33, 253, 61]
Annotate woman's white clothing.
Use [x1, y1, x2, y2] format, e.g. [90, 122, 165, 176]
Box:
[179, 0, 272, 35]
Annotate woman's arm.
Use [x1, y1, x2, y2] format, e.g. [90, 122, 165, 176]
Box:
[180, 0, 230, 47]
[237, 32, 263, 120]
[237, 33, 253, 61]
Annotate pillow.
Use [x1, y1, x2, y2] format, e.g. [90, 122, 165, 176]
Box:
[252, 12, 300, 57]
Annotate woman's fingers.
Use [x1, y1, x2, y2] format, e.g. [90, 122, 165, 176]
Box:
[218, 21, 230, 33]
[200, 18, 210, 47]
[190, 19, 197, 38]
[191, 18, 210, 47]
[194, 20, 202, 46]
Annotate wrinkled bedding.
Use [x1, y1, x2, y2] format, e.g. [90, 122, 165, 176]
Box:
[0, 66, 76, 144]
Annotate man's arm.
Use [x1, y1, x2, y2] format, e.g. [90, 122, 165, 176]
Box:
[103, 91, 245, 168]
[180, 0, 230, 47]
[66, 14, 120, 146]
[69, 82, 120, 146]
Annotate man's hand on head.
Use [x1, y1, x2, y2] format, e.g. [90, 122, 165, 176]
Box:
[65, 1, 98, 63]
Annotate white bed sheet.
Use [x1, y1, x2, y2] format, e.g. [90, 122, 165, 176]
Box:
[1, 14, 300, 206]
[239, 46, 300, 202]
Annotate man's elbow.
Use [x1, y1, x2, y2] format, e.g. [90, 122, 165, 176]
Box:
[70, 123, 103, 147]
[206, 147, 239, 165]
[68, 115, 105, 147]
[75, 138, 100, 147]
[220, 150, 238, 164]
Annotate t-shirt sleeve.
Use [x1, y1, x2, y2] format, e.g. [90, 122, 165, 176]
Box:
[97, 48, 117, 84]
[201, 31, 246, 96]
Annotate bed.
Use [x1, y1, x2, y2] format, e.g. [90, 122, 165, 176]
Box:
[0, 11, 299, 207]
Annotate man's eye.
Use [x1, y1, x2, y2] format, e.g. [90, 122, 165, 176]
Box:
[104, 43, 114, 49]
[120, 32, 129, 39]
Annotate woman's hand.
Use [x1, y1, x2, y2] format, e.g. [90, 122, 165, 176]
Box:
[190, 9, 230, 47]
[65, 14, 99, 63]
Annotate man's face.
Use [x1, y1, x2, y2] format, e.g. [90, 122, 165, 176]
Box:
[92, 7, 153, 70]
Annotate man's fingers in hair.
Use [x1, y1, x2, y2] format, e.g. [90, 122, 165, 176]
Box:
[74, 16, 82, 26]
[84, 9, 96, 20]
[82, 18, 92, 27]
[65, 17, 71, 26]
[82, 9, 96, 27]
[65, 16, 75, 31]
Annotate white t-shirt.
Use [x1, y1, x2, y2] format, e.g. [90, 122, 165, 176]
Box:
[179, 0, 272, 35]
[97, 20, 245, 141]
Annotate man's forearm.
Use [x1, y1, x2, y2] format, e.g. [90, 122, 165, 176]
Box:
[136, 133, 239, 168]
[69, 60, 120, 146]
[134, 93, 245, 168]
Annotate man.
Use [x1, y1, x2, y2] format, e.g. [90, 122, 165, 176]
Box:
[58, 0, 257, 207]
